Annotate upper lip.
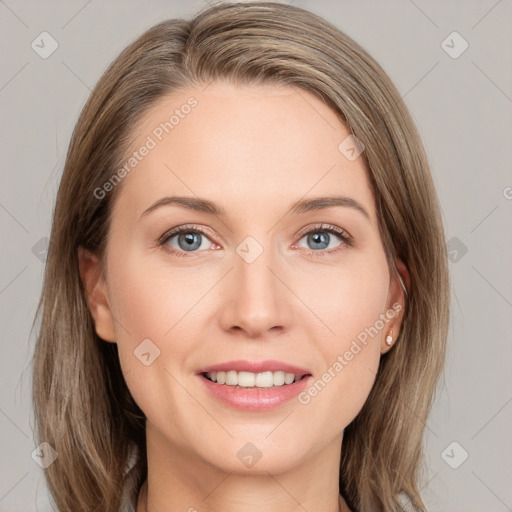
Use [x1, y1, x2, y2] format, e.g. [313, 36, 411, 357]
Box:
[197, 360, 312, 377]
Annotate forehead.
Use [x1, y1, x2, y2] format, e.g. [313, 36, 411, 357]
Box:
[113, 80, 376, 225]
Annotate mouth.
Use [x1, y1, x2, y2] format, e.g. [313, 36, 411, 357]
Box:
[196, 361, 313, 411]
[201, 370, 310, 388]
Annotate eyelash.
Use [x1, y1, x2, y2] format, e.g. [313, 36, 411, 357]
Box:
[158, 223, 353, 258]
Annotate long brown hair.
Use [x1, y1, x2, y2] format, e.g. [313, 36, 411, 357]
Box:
[32, 2, 450, 511]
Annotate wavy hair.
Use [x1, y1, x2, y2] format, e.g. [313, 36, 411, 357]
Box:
[32, 2, 450, 511]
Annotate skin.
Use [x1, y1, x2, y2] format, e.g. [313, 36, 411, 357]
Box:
[79, 81, 408, 512]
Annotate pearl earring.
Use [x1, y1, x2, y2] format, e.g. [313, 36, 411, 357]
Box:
[386, 333, 393, 346]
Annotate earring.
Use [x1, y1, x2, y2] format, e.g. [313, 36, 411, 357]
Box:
[385, 333, 393, 346]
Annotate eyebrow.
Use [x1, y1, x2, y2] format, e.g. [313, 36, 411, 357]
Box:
[140, 195, 370, 221]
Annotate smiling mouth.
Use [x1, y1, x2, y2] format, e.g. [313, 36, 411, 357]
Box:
[201, 370, 311, 388]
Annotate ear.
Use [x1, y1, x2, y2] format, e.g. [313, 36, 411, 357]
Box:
[78, 246, 117, 343]
[381, 257, 409, 354]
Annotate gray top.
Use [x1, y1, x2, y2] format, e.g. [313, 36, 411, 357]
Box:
[120, 445, 139, 512]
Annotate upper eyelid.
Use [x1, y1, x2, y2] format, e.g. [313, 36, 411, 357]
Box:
[160, 223, 351, 247]
[158, 224, 216, 245]
[296, 223, 351, 240]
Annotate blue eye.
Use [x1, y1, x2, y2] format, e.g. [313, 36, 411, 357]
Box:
[160, 225, 214, 256]
[301, 231, 340, 251]
[295, 224, 352, 256]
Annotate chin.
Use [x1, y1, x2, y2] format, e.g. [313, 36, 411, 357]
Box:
[196, 435, 312, 476]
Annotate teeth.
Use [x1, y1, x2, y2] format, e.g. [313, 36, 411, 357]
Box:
[205, 370, 303, 387]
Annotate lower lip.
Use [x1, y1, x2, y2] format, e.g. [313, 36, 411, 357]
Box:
[198, 374, 312, 411]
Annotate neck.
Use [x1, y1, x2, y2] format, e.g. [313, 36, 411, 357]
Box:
[138, 481, 350, 512]
[137, 422, 349, 512]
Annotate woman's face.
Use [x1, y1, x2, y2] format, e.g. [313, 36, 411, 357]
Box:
[81, 81, 405, 476]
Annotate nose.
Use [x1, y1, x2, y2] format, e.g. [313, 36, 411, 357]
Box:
[218, 242, 294, 339]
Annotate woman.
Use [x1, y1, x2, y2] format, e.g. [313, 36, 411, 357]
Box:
[32, 2, 450, 511]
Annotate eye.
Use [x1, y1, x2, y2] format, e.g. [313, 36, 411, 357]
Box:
[158, 225, 218, 257]
[294, 224, 352, 256]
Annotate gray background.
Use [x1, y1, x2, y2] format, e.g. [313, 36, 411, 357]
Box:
[1, 0, 511, 511]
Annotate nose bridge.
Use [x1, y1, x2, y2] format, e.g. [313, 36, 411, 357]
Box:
[221, 235, 291, 336]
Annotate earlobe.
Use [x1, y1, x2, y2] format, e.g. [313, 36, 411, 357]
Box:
[77, 247, 117, 343]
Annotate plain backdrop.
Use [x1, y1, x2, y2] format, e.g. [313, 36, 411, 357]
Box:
[0, 1, 511, 511]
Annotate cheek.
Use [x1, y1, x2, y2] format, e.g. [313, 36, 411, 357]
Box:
[104, 252, 204, 438]
[293, 251, 389, 416]
[107, 250, 200, 340]
[292, 249, 390, 347]
[103, 246, 182, 373]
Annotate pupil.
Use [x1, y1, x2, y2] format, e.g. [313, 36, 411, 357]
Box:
[179, 232, 201, 251]
[310, 232, 329, 250]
